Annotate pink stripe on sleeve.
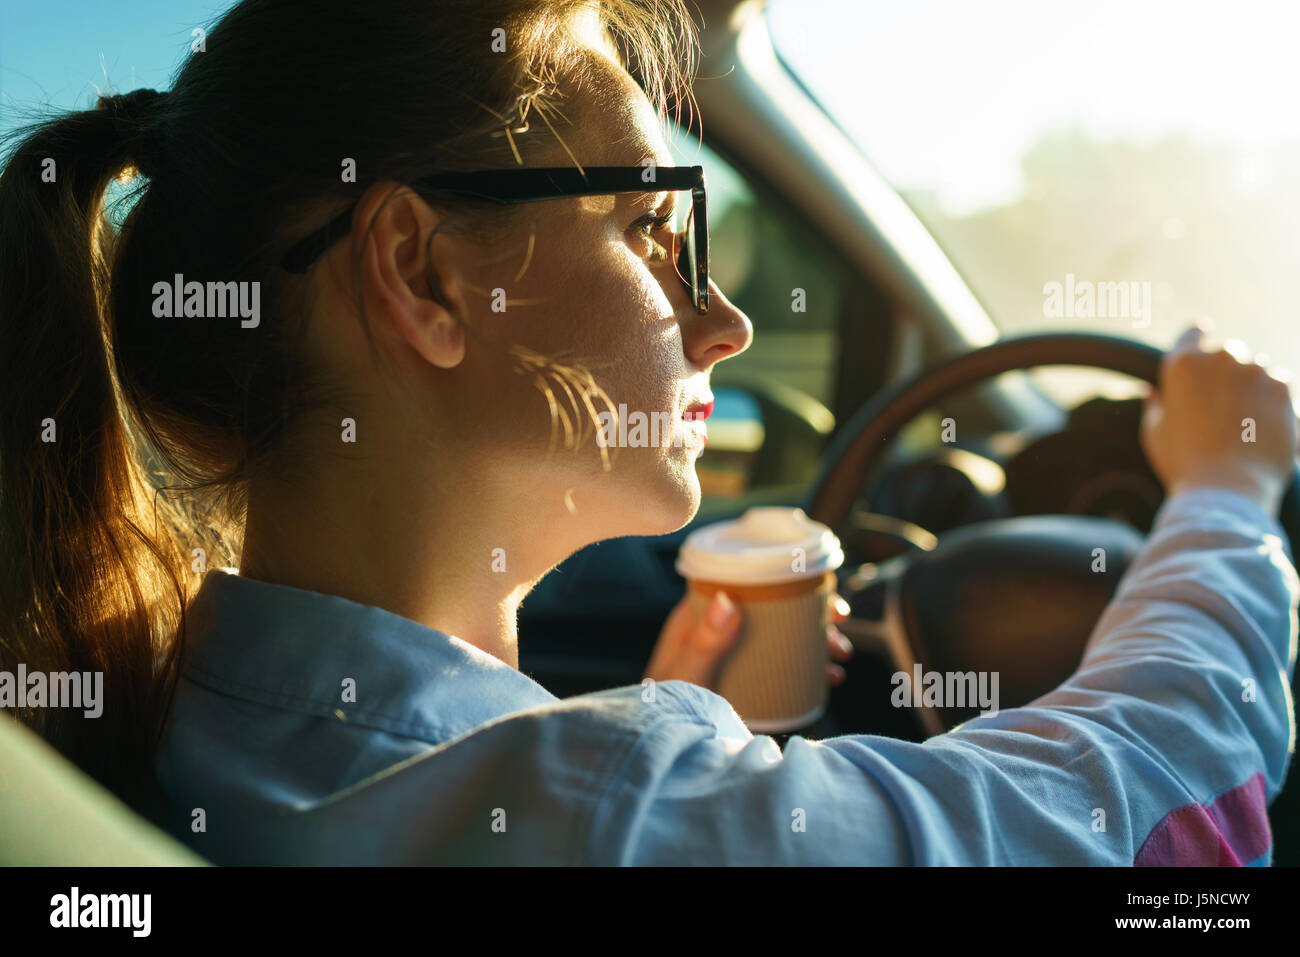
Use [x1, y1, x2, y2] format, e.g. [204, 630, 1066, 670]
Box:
[1134, 773, 1270, 866]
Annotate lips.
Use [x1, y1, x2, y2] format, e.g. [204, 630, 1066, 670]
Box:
[683, 399, 714, 422]
[682, 398, 712, 448]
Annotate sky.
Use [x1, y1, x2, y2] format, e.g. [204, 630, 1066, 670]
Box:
[0, 1, 232, 133]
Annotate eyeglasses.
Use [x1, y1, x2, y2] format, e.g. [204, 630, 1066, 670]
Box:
[279, 164, 709, 314]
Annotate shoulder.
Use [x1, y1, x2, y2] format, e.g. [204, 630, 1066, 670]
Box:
[318, 681, 757, 865]
[512, 679, 751, 738]
[162, 678, 753, 865]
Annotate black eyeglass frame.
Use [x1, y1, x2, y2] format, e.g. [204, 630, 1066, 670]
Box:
[279, 165, 709, 314]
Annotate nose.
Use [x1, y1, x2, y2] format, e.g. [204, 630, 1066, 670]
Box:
[681, 280, 752, 369]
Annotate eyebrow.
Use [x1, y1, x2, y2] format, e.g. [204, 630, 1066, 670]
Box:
[629, 189, 671, 211]
[619, 189, 675, 225]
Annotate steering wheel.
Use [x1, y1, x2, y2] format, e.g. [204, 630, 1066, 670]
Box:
[807, 332, 1300, 735]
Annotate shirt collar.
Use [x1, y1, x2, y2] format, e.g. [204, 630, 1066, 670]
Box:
[181, 569, 559, 745]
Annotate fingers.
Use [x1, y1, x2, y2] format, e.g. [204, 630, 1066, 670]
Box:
[1173, 322, 1208, 352]
[659, 590, 740, 687]
[1170, 319, 1216, 359]
[1221, 337, 1252, 363]
[1151, 324, 1201, 406]
[643, 593, 695, 679]
[1172, 321, 1260, 366]
[827, 593, 854, 688]
[828, 625, 853, 662]
[685, 591, 741, 678]
[651, 589, 854, 691]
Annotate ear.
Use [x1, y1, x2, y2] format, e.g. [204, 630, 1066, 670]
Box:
[353, 180, 467, 369]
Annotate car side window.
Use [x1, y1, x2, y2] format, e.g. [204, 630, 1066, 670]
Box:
[675, 139, 851, 502]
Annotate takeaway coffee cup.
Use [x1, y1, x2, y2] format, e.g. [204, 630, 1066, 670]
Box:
[675, 507, 845, 732]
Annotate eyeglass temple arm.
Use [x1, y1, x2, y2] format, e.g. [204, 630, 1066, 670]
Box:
[281, 166, 704, 273]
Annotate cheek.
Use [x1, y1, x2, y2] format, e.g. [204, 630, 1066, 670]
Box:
[594, 295, 683, 441]
[591, 241, 679, 363]
[464, 221, 689, 479]
[531, 229, 682, 403]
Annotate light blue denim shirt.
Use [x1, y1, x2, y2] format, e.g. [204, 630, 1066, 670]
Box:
[155, 487, 1299, 864]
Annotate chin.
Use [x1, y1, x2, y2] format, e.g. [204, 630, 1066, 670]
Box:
[604, 462, 700, 538]
[650, 454, 703, 533]
[577, 440, 704, 537]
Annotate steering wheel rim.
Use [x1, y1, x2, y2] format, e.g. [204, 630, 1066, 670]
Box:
[807, 332, 1300, 551]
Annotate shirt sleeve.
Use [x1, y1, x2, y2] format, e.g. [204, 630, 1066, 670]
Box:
[589, 487, 1300, 865]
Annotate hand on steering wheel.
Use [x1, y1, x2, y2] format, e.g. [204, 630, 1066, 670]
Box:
[1141, 324, 1297, 514]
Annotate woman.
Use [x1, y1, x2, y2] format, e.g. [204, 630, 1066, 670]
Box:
[1, 0, 1296, 865]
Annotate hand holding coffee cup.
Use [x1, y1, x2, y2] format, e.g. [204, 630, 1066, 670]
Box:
[646, 584, 854, 691]
[651, 507, 849, 732]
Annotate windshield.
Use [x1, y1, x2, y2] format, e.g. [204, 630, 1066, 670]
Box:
[767, 0, 1300, 400]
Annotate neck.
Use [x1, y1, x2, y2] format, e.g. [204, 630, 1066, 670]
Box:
[238, 440, 594, 669]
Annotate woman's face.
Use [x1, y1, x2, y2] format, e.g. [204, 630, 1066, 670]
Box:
[441, 51, 753, 540]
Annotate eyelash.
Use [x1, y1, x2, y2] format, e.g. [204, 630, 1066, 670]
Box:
[628, 210, 676, 265]
[630, 210, 675, 240]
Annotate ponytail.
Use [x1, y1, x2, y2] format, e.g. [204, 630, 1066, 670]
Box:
[0, 92, 187, 813]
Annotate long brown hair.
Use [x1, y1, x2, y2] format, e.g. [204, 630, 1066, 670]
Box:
[0, 0, 698, 813]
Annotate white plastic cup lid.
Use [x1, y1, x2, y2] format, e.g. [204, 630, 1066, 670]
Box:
[675, 507, 845, 587]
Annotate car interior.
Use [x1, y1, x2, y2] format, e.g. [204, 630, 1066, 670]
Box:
[2, 0, 1297, 866]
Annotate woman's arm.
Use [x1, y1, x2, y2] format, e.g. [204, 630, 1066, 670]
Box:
[587, 326, 1300, 864]
[589, 483, 1296, 864]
